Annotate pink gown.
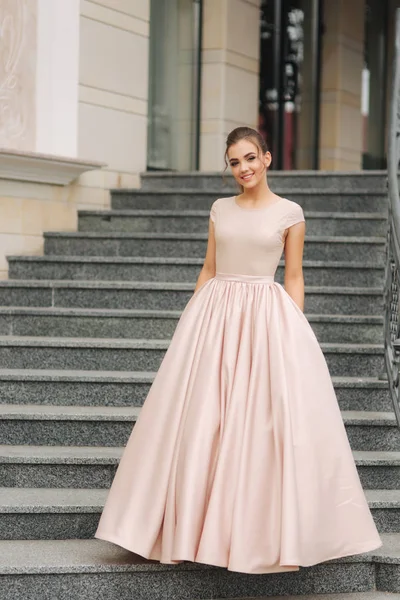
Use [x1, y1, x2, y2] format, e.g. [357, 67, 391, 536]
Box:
[95, 195, 382, 574]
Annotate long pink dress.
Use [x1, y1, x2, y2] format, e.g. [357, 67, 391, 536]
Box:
[95, 195, 382, 574]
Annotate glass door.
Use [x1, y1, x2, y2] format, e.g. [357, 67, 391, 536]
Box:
[259, 0, 321, 170]
[147, 0, 202, 171]
[362, 0, 388, 169]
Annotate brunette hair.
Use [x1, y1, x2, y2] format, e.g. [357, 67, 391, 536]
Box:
[223, 127, 270, 190]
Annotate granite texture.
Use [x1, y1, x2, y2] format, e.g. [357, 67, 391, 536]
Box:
[138, 171, 388, 192]
[9, 258, 203, 284]
[0, 310, 384, 343]
[111, 189, 388, 211]
[3, 506, 400, 541]
[0, 463, 117, 489]
[321, 345, 383, 377]
[346, 425, 400, 452]
[75, 210, 387, 237]
[369, 509, 400, 533]
[0, 405, 393, 447]
[357, 467, 400, 490]
[111, 188, 386, 213]
[0, 486, 107, 510]
[1, 533, 397, 574]
[311, 320, 383, 344]
[1, 447, 397, 490]
[376, 563, 400, 592]
[0, 489, 399, 541]
[0, 337, 384, 376]
[0, 285, 52, 307]
[0, 312, 179, 340]
[10, 234, 385, 262]
[0, 280, 383, 313]
[0, 445, 120, 488]
[0, 340, 168, 371]
[0, 371, 389, 410]
[0, 376, 151, 407]
[0, 562, 377, 600]
[54, 285, 193, 311]
[304, 289, 382, 316]
[0, 403, 139, 446]
[8, 257, 384, 288]
[0, 419, 133, 446]
[1, 405, 397, 449]
[333, 379, 391, 412]
[0, 512, 99, 540]
[209, 595, 400, 600]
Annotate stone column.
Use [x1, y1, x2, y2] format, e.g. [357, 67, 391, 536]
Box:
[200, 0, 261, 171]
[319, 0, 365, 170]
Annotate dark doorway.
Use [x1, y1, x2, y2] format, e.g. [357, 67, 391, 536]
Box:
[259, 0, 322, 170]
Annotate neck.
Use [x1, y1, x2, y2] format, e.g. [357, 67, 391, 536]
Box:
[241, 179, 271, 201]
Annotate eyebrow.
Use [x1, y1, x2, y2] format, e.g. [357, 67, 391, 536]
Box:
[229, 152, 256, 162]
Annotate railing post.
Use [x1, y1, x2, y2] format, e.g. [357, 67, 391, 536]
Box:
[384, 8, 400, 427]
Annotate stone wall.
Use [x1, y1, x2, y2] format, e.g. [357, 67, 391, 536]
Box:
[0, 0, 150, 279]
[78, 0, 150, 190]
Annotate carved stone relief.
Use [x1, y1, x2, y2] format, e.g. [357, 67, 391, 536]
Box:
[0, 0, 36, 150]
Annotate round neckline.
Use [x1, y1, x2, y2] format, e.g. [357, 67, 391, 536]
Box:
[233, 196, 284, 211]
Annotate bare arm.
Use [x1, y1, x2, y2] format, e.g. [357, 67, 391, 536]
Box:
[283, 221, 306, 311]
[194, 217, 216, 293]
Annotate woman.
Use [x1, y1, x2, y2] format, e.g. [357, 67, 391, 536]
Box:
[95, 126, 382, 574]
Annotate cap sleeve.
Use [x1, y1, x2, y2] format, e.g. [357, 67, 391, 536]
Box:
[285, 202, 305, 229]
[210, 199, 218, 223]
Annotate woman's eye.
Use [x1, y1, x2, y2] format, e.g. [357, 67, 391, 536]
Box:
[248, 156, 255, 161]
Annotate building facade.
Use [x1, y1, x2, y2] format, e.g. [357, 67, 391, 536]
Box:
[0, 0, 396, 276]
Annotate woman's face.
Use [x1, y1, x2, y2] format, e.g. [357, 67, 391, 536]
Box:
[227, 139, 271, 189]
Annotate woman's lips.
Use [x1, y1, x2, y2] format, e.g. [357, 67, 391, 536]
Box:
[241, 173, 254, 181]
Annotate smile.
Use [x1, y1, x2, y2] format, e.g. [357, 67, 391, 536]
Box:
[241, 173, 254, 181]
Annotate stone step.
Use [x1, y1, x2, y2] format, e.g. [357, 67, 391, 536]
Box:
[138, 170, 387, 192]
[77, 209, 388, 237]
[0, 280, 383, 314]
[111, 191, 387, 214]
[208, 596, 400, 600]
[36, 233, 387, 262]
[0, 488, 398, 541]
[1, 444, 397, 489]
[0, 404, 141, 447]
[7, 256, 385, 287]
[355, 451, 400, 490]
[0, 370, 390, 412]
[209, 596, 400, 600]
[344, 412, 400, 451]
[0, 308, 384, 344]
[0, 488, 104, 540]
[0, 337, 384, 375]
[0, 405, 394, 449]
[335, 377, 391, 412]
[0, 535, 398, 600]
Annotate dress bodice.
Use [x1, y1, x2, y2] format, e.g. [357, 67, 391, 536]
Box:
[210, 196, 305, 277]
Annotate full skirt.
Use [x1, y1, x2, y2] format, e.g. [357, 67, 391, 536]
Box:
[95, 272, 382, 574]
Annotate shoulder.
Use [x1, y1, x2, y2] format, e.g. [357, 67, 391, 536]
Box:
[279, 198, 305, 228]
[210, 196, 234, 222]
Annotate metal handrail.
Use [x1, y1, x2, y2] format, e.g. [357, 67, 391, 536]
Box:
[384, 8, 400, 425]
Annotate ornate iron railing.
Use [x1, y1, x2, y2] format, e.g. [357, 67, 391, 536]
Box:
[384, 8, 400, 426]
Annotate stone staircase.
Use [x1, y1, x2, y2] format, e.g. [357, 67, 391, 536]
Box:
[0, 171, 399, 600]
